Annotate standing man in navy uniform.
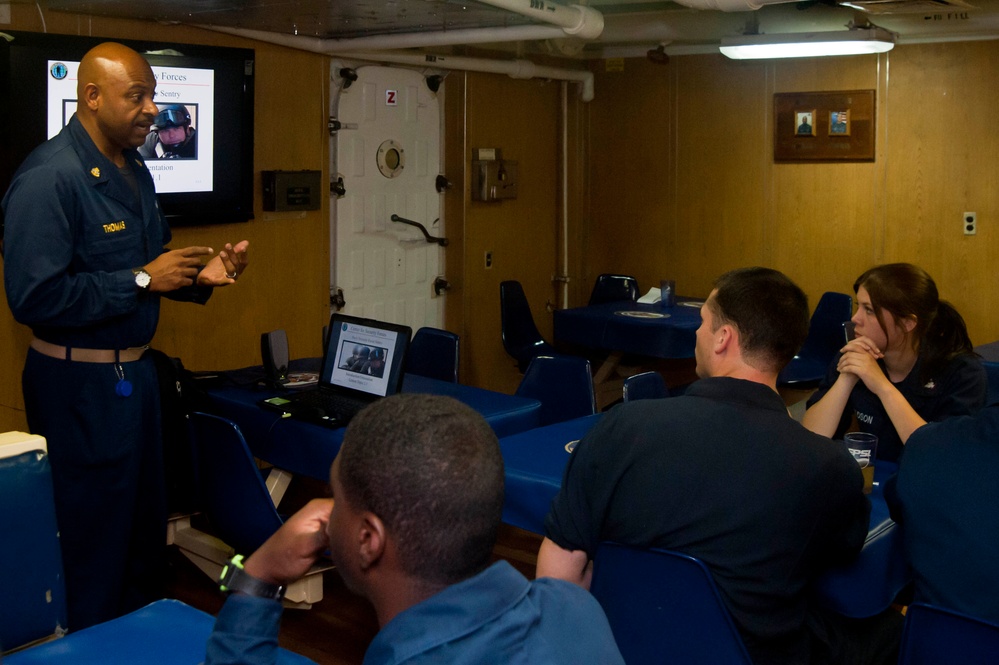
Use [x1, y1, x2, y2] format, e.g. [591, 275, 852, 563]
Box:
[2, 42, 249, 629]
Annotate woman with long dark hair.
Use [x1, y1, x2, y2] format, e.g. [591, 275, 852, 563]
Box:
[802, 263, 986, 462]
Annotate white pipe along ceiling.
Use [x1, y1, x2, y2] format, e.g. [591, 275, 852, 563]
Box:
[201, 24, 597, 101]
[474, 0, 605, 39]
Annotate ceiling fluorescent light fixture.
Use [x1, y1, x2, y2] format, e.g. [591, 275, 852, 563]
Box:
[719, 27, 895, 60]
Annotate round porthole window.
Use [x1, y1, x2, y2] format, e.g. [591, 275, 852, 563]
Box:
[376, 139, 405, 178]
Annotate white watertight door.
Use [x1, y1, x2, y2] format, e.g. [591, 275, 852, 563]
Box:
[331, 64, 444, 331]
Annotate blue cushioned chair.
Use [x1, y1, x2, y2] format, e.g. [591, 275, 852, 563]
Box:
[5, 598, 313, 664]
[515, 355, 596, 426]
[778, 291, 853, 390]
[0, 433, 66, 653]
[589, 274, 640, 306]
[174, 412, 327, 607]
[406, 327, 460, 383]
[982, 360, 999, 406]
[500, 280, 557, 372]
[0, 431, 314, 663]
[622, 371, 669, 402]
[188, 412, 284, 555]
[897, 602, 999, 665]
[590, 542, 753, 665]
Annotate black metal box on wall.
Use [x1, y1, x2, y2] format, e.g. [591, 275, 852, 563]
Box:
[261, 170, 322, 211]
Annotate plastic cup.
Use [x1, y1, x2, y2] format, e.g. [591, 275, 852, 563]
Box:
[660, 280, 677, 308]
[844, 432, 877, 494]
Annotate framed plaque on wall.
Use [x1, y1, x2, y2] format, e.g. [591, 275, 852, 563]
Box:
[774, 90, 875, 162]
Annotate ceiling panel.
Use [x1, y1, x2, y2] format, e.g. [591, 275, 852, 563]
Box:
[34, 0, 540, 40]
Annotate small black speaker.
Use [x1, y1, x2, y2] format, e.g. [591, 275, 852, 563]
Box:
[261, 329, 289, 386]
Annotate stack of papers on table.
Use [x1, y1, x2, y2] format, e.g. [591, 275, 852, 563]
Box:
[637, 287, 662, 304]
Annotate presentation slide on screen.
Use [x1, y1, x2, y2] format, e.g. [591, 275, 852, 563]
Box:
[47, 60, 215, 194]
[329, 323, 398, 396]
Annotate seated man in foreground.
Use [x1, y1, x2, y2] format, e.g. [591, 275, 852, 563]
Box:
[884, 404, 999, 625]
[538, 267, 901, 665]
[206, 393, 624, 664]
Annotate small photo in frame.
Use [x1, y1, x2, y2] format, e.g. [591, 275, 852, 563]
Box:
[829, 110, 851, 136]
[795, 110, 816, 136]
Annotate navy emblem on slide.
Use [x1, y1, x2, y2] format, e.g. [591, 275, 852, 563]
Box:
[50, 62, 69, 80]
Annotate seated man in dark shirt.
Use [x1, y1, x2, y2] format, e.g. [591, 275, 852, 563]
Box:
[206, 394, 624, 665]
[537, 267, 902, 665]
[884, 404, 999, 625]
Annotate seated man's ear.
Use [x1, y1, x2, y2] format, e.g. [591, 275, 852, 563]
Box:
[357, 512, 386, 570]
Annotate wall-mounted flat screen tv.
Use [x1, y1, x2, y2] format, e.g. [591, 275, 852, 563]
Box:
[0, 31, 254, 226]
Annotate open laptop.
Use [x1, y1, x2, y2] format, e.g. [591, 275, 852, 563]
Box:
[261, 313, 412, 426]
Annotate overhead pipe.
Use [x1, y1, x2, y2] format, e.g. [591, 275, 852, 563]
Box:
[671, 0, 796, 11]
[200, 23, 570, 52]
[474, 0, 604, 40]
[338, 50, 595, 102]
[199, 25, 595, 101]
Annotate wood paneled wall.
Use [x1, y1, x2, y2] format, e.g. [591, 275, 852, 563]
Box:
[0, 8, 331, 432]
[451, 72, 562, 395]
[584, 59, 672, 301]
[883, 42, 999, 342]
[586, 44, 999, 347]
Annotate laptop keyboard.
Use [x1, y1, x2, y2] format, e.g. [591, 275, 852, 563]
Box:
[294, 390, 367, 423]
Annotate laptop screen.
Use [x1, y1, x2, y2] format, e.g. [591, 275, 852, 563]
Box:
[319, 314, 411, 398]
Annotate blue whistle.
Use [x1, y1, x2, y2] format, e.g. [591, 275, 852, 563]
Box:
[116, 379, 133, 397]
[114, 356, 132, 397]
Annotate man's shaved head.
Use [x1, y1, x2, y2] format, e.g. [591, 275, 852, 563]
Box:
[76, 42, 158, 160]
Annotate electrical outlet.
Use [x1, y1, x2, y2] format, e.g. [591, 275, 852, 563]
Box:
[963, 212, 977, 235]
[484, 250, 493, 269]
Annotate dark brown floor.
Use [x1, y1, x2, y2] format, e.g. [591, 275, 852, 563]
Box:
[163, 476, 543, 665]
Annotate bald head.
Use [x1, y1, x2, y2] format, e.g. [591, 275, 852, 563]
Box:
[77, 43, 151, 99]
[76, 42, 158, 161]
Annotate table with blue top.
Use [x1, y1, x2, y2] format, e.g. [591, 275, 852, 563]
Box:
[206, 363, 542, 483]
[554, 299, 703, 360]
[500, 413, 602, 534]
[554, 299, 704, 406]
[814, 460, 908, 618]
[497, 413, 908, 619]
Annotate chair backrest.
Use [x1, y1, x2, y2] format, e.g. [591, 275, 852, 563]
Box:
[622, 371, 669, 402]
[188, 413, 284, 555]
[406, 327, 460, 383]
[0, 433, 67, 653]
[590, 542, 753, 665]
[898, 602, 999, 665]
[982, 360, 999, 406]
[500, 280, 553, 371]
[779, 291, 853, 388]
[799, 291, 853, 360]
[515, 355, 596, 426]
[589, 274, 640, 306]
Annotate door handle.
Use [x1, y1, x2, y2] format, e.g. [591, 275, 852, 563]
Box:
[390, 214, 448, 246]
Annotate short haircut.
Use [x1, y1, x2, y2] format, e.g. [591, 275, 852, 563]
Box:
[338, 393, 504, 585]
[709, 267, 810, 372]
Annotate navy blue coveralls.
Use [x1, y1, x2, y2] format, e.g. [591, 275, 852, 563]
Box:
[2, 115, 209, 629]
